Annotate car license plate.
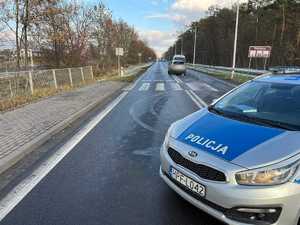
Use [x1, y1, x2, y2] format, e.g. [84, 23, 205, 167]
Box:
[170, 167, 206, 197]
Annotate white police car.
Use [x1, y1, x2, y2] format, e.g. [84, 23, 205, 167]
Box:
[160, 73, 300, 225]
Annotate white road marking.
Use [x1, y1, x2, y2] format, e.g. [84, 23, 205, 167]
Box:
[185, 90, 203, 108]
[170, 83, 183, 91]
[173, 75, 209, 107]
[0, 91, 129, 222]
[203, 83, 219, 92]
[172, 76, 183, 84]
[139, 83, 150, 91]
[142, 79, 173, 82]
[155, 83, 165, 91]
[123, 84, 133, 91]
[189, 90, 208, 107]
[186, 82, 199, 91]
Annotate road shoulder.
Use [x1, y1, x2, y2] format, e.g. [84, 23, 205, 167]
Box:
[0, 81, 128, 177]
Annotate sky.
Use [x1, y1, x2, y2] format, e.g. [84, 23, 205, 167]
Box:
[0, 0, 241, 55]
[94, 0, 240, 57]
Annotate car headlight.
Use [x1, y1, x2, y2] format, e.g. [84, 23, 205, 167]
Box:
[236, 160, 300, 186]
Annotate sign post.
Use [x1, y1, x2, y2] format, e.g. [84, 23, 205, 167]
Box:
[248, 46, 272, 70]
[115, 48, 124, 76]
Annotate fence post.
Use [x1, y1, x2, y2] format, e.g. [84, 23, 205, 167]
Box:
[80, 67, 85, 83]
[28, 71, 34, 95]
[90, 66, 94, 80]
[9, 79, 13, 98]
[52, 69, 58, 89]
[68, 68, 73, 87]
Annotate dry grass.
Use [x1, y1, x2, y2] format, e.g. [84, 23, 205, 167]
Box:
[0, 65, 148, 112]
[190, 67, 253, 84]
[0, 81, 95, 112]
[96, 67, 148, 83]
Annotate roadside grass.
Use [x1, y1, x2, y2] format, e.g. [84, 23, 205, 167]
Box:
[189, 67, 254, 84]
[95, 67, 149, 83]
[0, 82, 94, 112]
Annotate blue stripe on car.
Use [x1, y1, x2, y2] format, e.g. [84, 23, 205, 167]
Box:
[177, 112, 284, 161]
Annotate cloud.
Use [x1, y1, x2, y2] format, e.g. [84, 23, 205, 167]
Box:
[138, 29, 176, 57]
[143, 0, 247, 55]
[171, 0, 247, 13]
[146, 0, 246, 26]
[171, 0, 218, 12]
[145, 13, 187, 24]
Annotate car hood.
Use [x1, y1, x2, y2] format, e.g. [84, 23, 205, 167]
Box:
[171, 109, 300, 169]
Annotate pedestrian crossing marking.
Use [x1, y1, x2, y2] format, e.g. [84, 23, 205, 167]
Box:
[136, 82, 219, 93]
[156, 83, 165, 91]
[139, 83, 150, 91]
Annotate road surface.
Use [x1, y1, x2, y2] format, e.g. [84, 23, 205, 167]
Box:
[0, 62, 234, 225]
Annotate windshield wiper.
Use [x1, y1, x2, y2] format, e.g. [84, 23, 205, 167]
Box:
[208, 106, 299, 131]
[244, 117, 299, 131]
[208, 105, 225, 115]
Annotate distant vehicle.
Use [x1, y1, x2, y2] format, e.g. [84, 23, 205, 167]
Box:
[160, 72, 300, 225]
[168, 55, 186, 75]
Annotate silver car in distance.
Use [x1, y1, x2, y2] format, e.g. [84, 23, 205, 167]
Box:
[160, 73, 300, 225]
[168, 55, 186, 75]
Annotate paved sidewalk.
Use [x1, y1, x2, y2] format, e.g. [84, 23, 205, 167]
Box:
[0, 81, 126, 174]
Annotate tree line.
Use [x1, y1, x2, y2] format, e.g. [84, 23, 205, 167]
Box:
[0, 0, 156, 71]
[164, 0, 300, 68]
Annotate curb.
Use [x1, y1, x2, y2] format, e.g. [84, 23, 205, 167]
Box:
[0, 82, 128, 175]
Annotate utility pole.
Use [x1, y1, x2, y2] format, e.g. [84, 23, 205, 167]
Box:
[193, 27, 197, 65]
[231, 0, 240, 79]
[24, 0, 29, 69]
[15, 0, 20, 70]
[174, 42, 177, 55]
[181, 37, 183, 55]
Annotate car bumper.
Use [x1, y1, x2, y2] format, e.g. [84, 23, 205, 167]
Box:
[160, 147, 300, 225]
[168, 66, 186, 74]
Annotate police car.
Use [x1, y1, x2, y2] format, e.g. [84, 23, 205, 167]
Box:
[160, 73, 300, 225]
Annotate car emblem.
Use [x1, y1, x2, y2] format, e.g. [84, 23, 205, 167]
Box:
[188, 151, 198, 158]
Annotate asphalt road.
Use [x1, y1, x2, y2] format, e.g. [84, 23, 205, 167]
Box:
[0, 62, 234, 225]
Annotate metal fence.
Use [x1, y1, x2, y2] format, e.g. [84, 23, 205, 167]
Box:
[0, 66, 94, 100]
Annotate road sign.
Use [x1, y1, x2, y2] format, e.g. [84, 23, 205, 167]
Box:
[115, 48, 124, 56]
[248, 46, 272, 58]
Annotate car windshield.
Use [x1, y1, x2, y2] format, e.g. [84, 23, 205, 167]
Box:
[174, 57, 185, 61]
[210, 81, 300, 131]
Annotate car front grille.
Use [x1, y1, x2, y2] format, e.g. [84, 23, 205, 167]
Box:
[167, 147, 226, 182]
